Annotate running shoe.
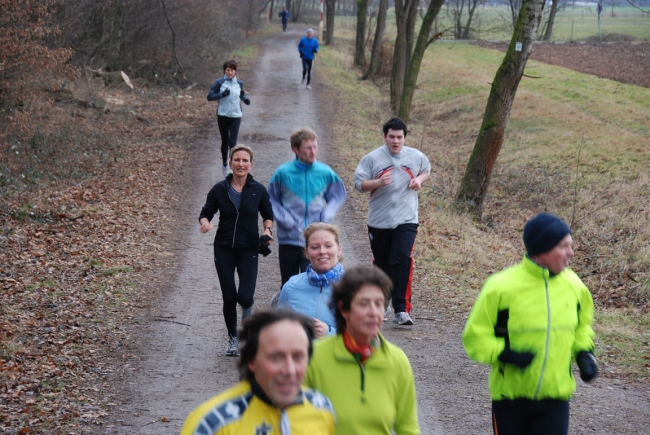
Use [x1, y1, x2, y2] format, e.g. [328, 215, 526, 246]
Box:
[226, 335, 239, 356]
[270, 291, 280, 309]
[222, 165, 229, 178]
[393, 312, 414, 326]
[306, 84, 312, 89]
[383, 304, 392, 321]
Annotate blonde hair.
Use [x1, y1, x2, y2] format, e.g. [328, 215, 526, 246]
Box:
[303, 223, 343, 262]
[290, 127, 318, 151]
[230, 144, 254, 162]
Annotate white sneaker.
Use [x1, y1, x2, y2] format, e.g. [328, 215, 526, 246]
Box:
[306, 84, 311, 89]
[383, 305, 392, 321]
[222, 165, 229, 178]
[393, 312, 414, 326]
[226, 335, 239, 356]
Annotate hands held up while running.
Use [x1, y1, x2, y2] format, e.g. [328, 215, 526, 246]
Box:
[312, 318, 329, 339]
[199, 218, 213, 233]
[220, 88, 230, 97]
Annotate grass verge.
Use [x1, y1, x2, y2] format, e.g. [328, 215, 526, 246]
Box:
[317, 37, 649, 380]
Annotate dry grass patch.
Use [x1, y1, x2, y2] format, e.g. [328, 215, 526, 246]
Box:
[318, 39, 649, 381]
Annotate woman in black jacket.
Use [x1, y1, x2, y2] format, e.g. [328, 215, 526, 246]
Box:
[199, 144, 274, 356]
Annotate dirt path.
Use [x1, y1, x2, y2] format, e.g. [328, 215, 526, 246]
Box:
[109, 31, 650, 434]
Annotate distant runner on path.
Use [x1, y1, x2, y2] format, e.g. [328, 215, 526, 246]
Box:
[298, 28, 319, 89]
[462, 212, 598, 435]
[278, 7, 290, 32]
[268, 127, 346, 289]
[354, 117, 430, 326]
[180, 310, 336, 435]
[198, 145, 274, 357]
[207, 60, 251, 178]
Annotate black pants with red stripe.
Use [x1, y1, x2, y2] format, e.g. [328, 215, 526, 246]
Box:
[492, 399, 569, 435]
[368, 223, 417, 314]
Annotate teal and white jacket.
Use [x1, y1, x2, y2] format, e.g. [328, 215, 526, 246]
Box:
[268, 158, 346, 247]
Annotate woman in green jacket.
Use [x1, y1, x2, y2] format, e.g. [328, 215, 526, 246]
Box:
[462, 213, 598, 435]
[304, 265, 420, 435]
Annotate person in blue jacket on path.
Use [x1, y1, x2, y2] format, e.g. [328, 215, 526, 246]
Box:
[298, 28, 319, 89]
[277, 223, 344, 338]
[207, 60, 251, 178]
[278, 7, 290, 32]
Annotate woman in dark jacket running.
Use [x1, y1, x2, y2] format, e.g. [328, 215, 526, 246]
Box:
[199, 145, 274, 356]
[207, 60, 251, 178]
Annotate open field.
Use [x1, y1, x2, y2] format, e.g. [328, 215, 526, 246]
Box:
[315, 37, 650, 379]
[334, 6, 650, 42]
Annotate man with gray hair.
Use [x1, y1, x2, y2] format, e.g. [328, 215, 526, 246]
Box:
[298, 28, 319, 89]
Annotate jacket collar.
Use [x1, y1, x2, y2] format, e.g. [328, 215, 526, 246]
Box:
[249, 376, 304, 408]
[293, 157, 315, 170]
[522, 254, 565, 279]
[332, 332, 389, 368]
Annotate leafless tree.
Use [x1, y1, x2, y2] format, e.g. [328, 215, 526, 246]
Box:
[354, 0, 369, 66]
[362, 0, 388, 81]
[456, 0, 547, 218]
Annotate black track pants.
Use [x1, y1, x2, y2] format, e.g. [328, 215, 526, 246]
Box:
[302, 58, 314, 85]
[217, 115, 241, 165]
[368, 223, 417, 314]
[278, 244, 309, 288]
[214, 246, 258, 337]
[492, 399, 569, 435]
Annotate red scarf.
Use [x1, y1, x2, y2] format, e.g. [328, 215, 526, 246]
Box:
[342, 330, 378, 364]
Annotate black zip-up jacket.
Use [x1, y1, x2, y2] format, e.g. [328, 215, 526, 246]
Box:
[199, 174, 273, 251]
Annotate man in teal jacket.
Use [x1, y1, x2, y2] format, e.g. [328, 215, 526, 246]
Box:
[463, 212, 598, 435]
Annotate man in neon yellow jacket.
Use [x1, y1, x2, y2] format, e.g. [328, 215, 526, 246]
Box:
[462, 213, 598, 435]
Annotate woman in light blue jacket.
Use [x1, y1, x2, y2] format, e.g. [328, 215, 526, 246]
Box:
[207, 60, 251, 178]
[277, 223, 343, 338]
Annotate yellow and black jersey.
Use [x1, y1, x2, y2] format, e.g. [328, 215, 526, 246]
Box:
[181, 380, 336, 435]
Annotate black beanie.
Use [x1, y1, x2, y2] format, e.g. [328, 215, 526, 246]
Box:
[523, 213, 571, 256]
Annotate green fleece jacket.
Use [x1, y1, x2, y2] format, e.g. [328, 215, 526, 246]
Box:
[304, 333, 420, 435]
[462, 255, 595, 401]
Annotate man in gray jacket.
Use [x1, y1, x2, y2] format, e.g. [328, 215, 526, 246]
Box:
[354, 118, 430, 325]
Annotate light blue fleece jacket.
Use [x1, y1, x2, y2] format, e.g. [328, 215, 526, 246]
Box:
[277, 272, 336, 335]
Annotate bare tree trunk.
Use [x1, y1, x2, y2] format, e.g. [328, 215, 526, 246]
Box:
[160, 0, 182, 72]
[455, 0, 546, 218]
[405, 0, 418, 68]
[462, 0, 480, 39]
[354, 0, 368, 67]
[325, 0, 336, 45]
[543, 0, 559, 40]
[390, 0, 416, 114]
[398, 0, 444, 122]
[291, 0, 303, 21]
[362, 0, 387, 81]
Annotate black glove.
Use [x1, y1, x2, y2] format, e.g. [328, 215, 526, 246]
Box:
[243, 97, 250, 105]
[498, 348, 535, 369]
[221, 88, 230, 97]
[577, 351, 598, 383]
[259, 235, 272, 257]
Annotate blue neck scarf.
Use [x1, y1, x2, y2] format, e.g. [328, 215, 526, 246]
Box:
[306, 263, 344, 287]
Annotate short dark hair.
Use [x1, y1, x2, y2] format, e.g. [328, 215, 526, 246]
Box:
[223, 59, 238, 72]
[382, 117, 408, 137]
[238, 310, 315, 381]
[329, 265, 392, 332]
